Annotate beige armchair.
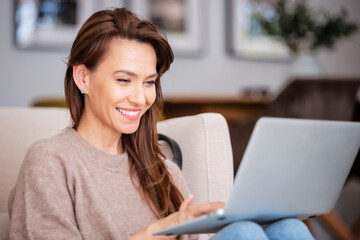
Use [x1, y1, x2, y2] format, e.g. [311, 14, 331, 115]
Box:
[0, 107, 234, 240]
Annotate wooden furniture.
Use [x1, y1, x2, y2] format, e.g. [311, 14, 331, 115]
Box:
[32, 97, 68, 108]
[162, 94, 272, 123]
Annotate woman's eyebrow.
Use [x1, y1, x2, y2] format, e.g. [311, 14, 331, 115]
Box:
[147, 73, 159, 79]
[114, 70, 158, 79]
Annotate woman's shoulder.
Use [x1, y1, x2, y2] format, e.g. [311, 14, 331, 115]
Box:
[24, 128, 75, 166]
[27, 128, 70, 153]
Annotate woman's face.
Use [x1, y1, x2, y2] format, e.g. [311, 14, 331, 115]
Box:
[83, 38, 157, 135]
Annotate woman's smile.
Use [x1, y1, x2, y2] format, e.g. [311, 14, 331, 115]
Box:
[116, 107, 142, 121]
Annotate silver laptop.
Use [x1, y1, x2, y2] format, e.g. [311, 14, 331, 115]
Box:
[155, 117, 360, 235]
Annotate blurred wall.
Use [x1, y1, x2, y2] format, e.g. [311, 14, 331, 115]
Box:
[1, 0, 360, 107]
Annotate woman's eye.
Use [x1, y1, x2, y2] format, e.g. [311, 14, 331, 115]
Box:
[117, 78, 130, 83]
[144, 80, 156, 86]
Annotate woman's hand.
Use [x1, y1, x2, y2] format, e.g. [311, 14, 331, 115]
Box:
[131, 195, 225, 240]
[178, 195, 225, 224]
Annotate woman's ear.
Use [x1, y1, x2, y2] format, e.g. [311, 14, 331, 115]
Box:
[73, 64, 89, 94]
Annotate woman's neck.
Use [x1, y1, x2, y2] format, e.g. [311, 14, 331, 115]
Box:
[76, 114, 123, 155]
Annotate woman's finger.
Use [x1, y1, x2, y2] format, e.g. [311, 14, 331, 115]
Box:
[179, 194, 194, 212]
[188, 201, 225, 217]
[178, 194, 194, 223]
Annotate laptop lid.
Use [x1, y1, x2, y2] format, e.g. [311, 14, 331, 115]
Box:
[155, 117, 360, 235]
[225, 117, 360, 222]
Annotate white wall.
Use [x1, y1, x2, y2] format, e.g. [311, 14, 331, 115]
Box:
[1, 0, 360, 107]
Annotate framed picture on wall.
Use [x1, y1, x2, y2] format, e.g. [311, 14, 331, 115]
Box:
[13, 0, 128, 51]
[226, 0, 290, 61]
[129, 0, 205, 57]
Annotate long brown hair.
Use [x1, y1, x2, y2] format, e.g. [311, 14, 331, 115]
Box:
[64, 8, 183, 218]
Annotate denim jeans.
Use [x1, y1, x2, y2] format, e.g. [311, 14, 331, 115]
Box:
[210, 219, 314, 240]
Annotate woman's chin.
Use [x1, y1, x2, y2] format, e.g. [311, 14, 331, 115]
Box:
[115, 124, 140, 135]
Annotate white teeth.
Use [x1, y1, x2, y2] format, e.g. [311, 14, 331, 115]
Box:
[117, 108, 140, 116]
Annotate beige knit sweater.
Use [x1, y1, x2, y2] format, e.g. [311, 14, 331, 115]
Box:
[8, 128, 195, 240]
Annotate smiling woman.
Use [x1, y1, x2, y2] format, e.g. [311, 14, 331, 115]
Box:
[7, 7, 314, 240]
[8, 8, 193, 239]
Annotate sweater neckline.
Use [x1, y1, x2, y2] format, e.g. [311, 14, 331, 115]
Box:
[64, 127, 129, 172]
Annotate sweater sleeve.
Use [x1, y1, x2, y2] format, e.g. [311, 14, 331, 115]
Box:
[8, 141, 82, 240]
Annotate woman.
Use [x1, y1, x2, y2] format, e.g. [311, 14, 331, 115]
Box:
[8, 8, 314, 240]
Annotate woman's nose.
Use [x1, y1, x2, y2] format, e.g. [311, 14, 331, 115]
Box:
[128, 84, 146, 106]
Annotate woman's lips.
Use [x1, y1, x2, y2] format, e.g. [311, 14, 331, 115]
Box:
[116, 107, 141, 121]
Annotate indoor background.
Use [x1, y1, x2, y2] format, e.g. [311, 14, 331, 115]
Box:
[0, 0, 359, 239]
[1, 0, 360, 106]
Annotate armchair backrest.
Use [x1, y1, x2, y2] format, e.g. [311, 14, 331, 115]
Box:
[0, 107, 234, 239]
[158, 113, 234, 204]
